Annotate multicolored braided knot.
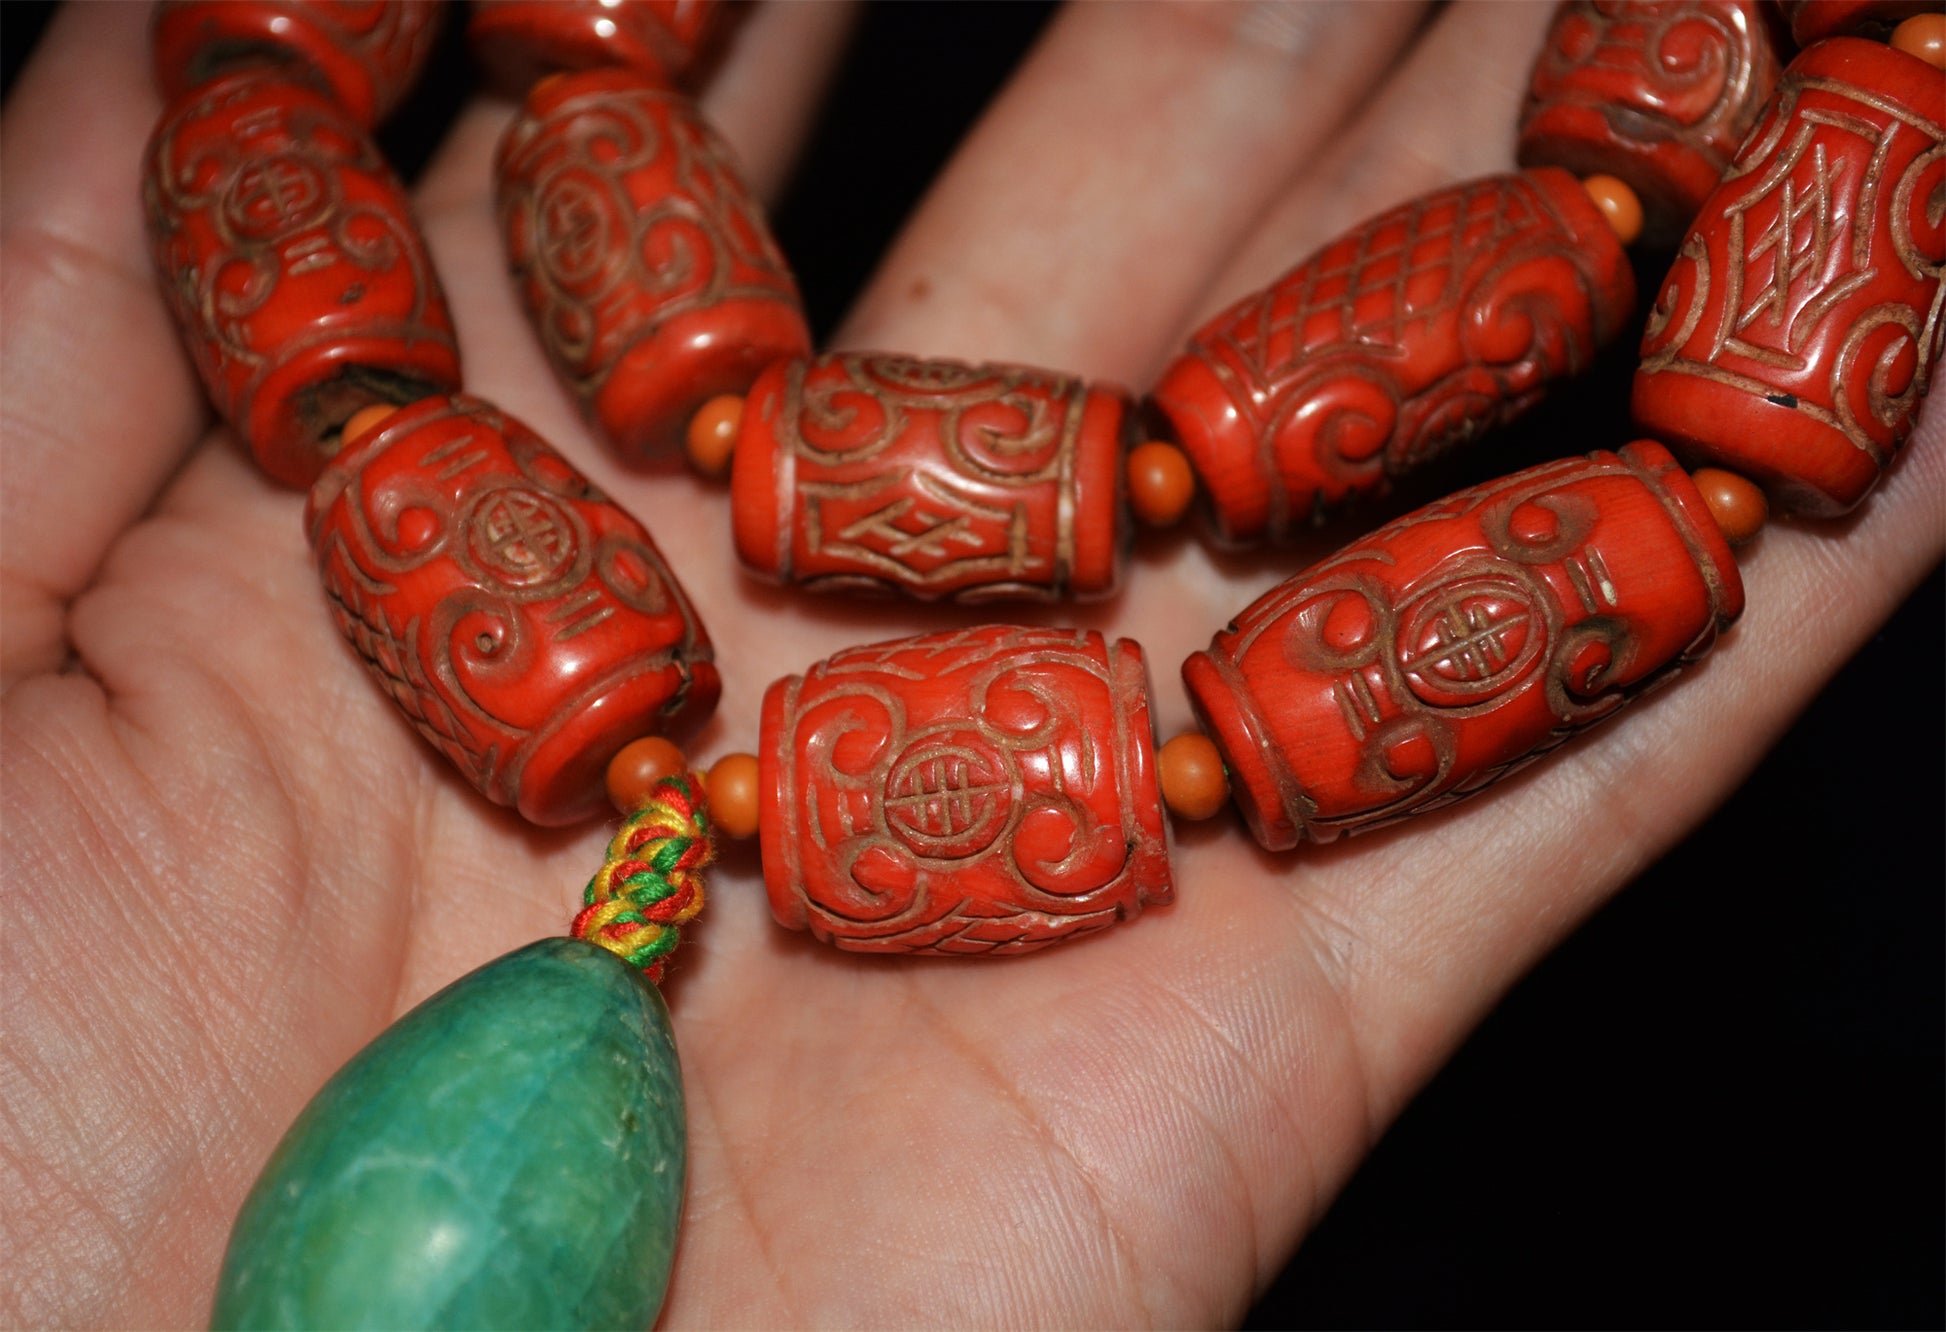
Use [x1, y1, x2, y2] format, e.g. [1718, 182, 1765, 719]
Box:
[571, 773, 713, 983]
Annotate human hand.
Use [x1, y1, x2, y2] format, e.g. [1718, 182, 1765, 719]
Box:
[4, 2, 1941, 1326]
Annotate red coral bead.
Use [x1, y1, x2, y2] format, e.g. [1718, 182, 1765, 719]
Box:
[758, 626, 1173, 956]
[469, 0, 724, 93]
[305, 395, 719, 826]
[143, 67, 461, 489]
[496, 68, 809, 464]
[150, 0, 444, 129]
[1147, 169, 1636, 546]
[731, 354, 1131, 602]
[1182, 441, 1744, 851]
[1517, 0, 1783, 244]
[1633, 37, 1945, 515]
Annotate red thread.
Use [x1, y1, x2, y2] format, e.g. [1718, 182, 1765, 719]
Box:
[642, 885, 695, 923]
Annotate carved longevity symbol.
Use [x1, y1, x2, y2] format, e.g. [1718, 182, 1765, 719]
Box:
[883, 734, 1013, 860]
[223, 152, 333, 241]
[537, 178, 614, 287]
[464, 487, 580, 589]
[1398, 577, 1544, 705]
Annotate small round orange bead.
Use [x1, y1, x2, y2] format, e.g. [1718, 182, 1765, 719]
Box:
[1126, 440, 1197, 528]
[1581, 173, 1644, 247]
[1691, 467, 1768, 546]
[1157, 732, 1229, 821]
[606, 735, 689, 814]
[705, 752, 761, 840]
[1892, 13, 1946, 69]
[340, 403, 398, 450]
[685, 394, 744, 479]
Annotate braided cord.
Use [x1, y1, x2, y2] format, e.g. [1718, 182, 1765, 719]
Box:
[570, 774, 713, 984]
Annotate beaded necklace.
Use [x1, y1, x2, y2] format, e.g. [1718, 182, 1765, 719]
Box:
[94, 0, 1946, 1324]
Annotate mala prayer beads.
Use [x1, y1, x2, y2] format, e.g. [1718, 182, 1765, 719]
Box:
[125, 0, 1943, 1325]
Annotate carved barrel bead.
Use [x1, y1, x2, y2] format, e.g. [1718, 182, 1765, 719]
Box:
[1781, 0, 1940, 44]
[758, 626, 1173, 956]
[143, 68, 461, 490]
[730, 354, 1131, 601]
[1633, 38, 1946, 515]
[1518, 1, 1783, 244]
[496, 68, 809, 463]
[305, 395, 719, 827]
[1182, 441, 1744, 852]
[1148, 169, 1637, 546]
[470, 0, 723, 93]
[151, 0, 444, 129]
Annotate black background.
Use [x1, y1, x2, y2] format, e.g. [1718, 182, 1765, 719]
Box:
[4, 2, 1939, 1326]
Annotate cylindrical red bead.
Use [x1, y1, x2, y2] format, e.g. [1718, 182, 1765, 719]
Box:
[731, 354, 1131, 601]
[1633, 38, 1945, 515]
[144, 67, 461, 490]
[305, 394, 719, 826]
[1182, 441, 1744, 852]
[151, 1, 444, 129]
[758, 626, 1173, 956]
[1148, 169, 1637, 546]
[469, 0, 723, 93]
[1518, 1, 1783, 244]
[1782, 0, 1939, 44]
[496, 68, 809, 463]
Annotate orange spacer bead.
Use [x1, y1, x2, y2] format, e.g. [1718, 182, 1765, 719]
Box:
[1581, 173, 1644, 247]
[685, 394, 744, 479]
[606, 735, 689, 814]
[1158, 732, 1229, 821]
[705, 752, 760, 839]
[339, 403, 399, 451]
[1690, 467, 1769, 547]
[1891, 13, 1946, 69]
[1126, 440, 1197, 528]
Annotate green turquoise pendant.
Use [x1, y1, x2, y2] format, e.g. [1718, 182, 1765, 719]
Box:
[211, 938, 685, 1330]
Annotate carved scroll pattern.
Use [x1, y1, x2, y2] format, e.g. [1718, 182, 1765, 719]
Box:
[1177, 171, 1631, 532]
[1189, 444, 1742, 846]
[774, 354, 1093, 600]
[499, 84, 800, 399]
[311, 397, 713, 810]
[767, 626, 1172, 955]
[142, 70, 456, 446]
[1639, 67, 1946, 464]
[1523, 0, 1776, 178]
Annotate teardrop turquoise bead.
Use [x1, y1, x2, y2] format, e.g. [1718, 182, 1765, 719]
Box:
[211, 938, 684, 1330]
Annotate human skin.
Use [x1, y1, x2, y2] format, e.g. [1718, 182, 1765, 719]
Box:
[3, 2, 1942, 1326]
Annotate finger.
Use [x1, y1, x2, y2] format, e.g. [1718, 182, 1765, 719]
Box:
[1189, 0, 1553, 324]
[0, 0, 208, 688]
[835, 0, 1432, 382]
[703, 0, 862, 202]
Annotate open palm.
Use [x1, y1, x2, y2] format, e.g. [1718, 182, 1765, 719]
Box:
[5, 2, 1941, 1326]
